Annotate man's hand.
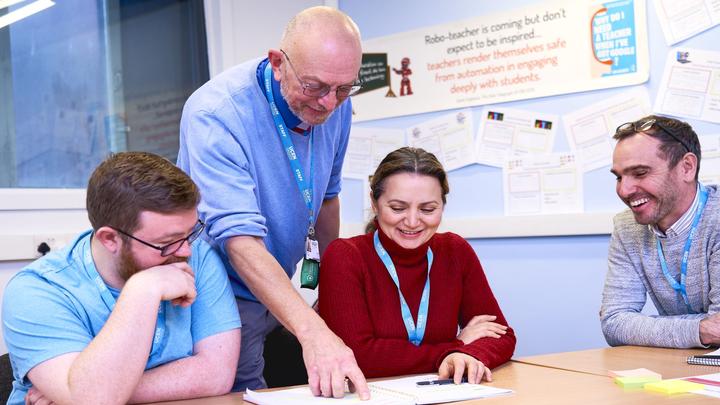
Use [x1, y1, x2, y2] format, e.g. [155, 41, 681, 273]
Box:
[299, 328, 369, 400]
[25, 387, 55, 405]
[700, 313, 720, 345]
[438, 353, 491, 384]
[130, 262, 197, 307]
[457, 315, 508, 345]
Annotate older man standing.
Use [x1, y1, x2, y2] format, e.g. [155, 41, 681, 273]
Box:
[177, 6, 368, 399]
[602, 115, 720, 348]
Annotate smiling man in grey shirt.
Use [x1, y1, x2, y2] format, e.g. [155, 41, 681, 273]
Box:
[602, 115, 720, 348]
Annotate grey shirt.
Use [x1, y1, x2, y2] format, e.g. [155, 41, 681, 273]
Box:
[601, 184, 720, 348]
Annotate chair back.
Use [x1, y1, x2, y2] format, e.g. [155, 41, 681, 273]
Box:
[0, 353, 14, 404]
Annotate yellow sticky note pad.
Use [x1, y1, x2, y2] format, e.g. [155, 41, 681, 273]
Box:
[643, 380, 704, 395]
[608, 368, 662, 380]
[614, 376, 661, 389]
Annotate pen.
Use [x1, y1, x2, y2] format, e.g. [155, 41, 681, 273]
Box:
[416, 377, 468, 386]
[695, 355, 720, 359]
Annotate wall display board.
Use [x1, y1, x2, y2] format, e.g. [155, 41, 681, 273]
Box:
[351, 0, 649, 122]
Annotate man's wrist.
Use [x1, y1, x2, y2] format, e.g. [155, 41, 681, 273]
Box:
[124, 272, 162, 303]
[293, 310, 328, 344]
[700, 318, 711, 345]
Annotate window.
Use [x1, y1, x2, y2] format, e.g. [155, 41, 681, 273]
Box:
[0, 0, 208, 188]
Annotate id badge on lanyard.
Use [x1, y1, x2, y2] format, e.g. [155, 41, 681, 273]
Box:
[263, 64, 320, 289]
[301, 226, 320, 289]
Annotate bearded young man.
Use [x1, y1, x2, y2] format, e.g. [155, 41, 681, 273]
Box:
[2, 152, 241, 405]
[602, 115, 720, 348]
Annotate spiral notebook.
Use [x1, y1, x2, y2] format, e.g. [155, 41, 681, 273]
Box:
[687, 348, 720, 366]
[244, 374, 512, 405]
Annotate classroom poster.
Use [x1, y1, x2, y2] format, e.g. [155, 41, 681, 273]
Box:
[475, 107, 558, 168]
[652, 0, 720, 45]
[563, 87, 651, 172]
[406, 109, 476, 171]
[699, 134, 720, 185]
[503, 153, 583, 216]
[654, 48, 720, 124]
[352, 0, 649, 122]
[342, 127, 406, 179]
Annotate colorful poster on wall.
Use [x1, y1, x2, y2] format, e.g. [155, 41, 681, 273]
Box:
[352, 0, 649, 122]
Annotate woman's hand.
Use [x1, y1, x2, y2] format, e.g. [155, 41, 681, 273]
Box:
[438, 352, 491, 384]
[457, 315, 507, 344]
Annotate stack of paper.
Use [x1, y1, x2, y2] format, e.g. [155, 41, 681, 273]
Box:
[684, 373, 720, 398]
[244, 374, 512, 405]
[244, 387, 404, 405]
[371, 374, 512, 404]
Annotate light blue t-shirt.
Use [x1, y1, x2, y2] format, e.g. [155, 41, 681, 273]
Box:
[2, 231, 241, 405]
[177, 57, 351, 301]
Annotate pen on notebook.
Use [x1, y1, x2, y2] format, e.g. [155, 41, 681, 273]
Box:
[416, 377, 468, 386]
[695, 355, 720, 359]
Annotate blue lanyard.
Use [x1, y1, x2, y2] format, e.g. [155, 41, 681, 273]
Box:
[373, 231, 433, 346]
[85, 235, 167, 356]
[264, 64, 315, 229]
[656, 184, 709, 314]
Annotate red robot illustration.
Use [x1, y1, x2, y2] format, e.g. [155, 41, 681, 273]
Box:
[393, 57, 413, 96]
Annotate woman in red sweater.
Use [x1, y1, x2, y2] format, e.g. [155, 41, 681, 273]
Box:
[319, 147, 516, 384]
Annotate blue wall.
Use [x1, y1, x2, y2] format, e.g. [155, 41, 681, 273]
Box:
[338, 0, 720, 356]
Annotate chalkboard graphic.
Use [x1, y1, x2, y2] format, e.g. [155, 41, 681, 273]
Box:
[357, 53, 396, 97]
[393, 57, 414, 96]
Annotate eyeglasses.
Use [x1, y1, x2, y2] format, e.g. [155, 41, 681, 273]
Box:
[111, 220, 205, 257]
[616, 117, 691, 153]
[280, 49, 362, 98]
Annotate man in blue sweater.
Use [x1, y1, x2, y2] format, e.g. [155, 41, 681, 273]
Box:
[177, 6, 369, 399]
[602, 115, 720, 348]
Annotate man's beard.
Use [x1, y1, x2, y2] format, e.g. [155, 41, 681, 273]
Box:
[117, 244, 188, 282]
[280, 78, 305, 120]
[279, 76, 331, 125]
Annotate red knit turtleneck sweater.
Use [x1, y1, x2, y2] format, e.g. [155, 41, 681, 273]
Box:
[318, 228, 516, 378]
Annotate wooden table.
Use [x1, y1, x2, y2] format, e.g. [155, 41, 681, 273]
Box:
[477, 361, 709, 405]
[515, 346, 720, 379]
[150, 350, 715, 404]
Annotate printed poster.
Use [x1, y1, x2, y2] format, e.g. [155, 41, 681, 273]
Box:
[352, 0, 649, 122]
[654, 48, 720, 124]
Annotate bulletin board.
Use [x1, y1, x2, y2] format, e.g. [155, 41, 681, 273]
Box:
[337, 0, 720, 238]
